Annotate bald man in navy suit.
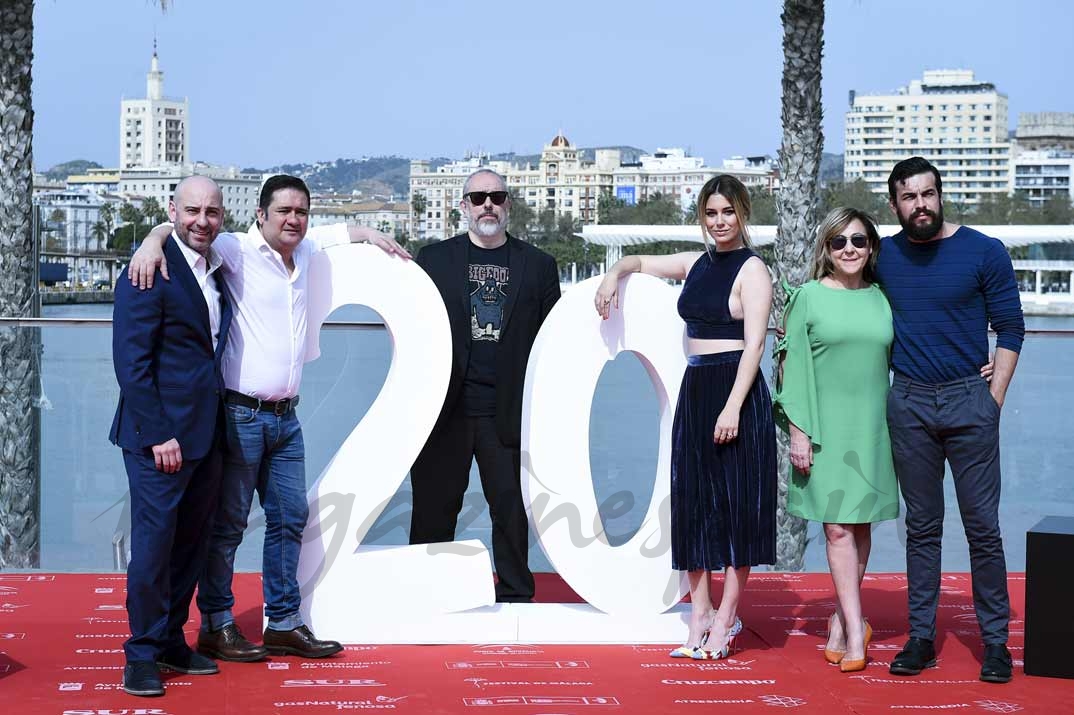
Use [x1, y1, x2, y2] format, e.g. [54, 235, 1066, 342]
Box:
[110, 176, 233, 697]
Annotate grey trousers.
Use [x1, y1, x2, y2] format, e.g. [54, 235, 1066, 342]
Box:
[887, 373, 1009, 645]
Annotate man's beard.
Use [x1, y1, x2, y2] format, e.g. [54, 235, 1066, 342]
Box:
[473, 213, 504, 237]
[900, 205, 944, 241]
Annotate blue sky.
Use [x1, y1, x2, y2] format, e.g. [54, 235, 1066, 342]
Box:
[32, 0, 1074, 171]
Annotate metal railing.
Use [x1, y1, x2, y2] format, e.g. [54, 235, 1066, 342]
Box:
[1, 317, 1071, 574]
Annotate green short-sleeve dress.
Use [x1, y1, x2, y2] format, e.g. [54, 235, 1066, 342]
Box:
[773, 280, 899, 524]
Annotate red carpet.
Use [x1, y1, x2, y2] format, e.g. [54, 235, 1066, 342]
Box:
[2, 572, 1068, 714]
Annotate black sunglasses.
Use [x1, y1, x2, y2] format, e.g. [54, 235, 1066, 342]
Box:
[829, 234, 869, 250]
[465, 191, 509, 206]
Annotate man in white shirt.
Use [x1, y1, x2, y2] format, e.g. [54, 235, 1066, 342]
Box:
[131, 174, 409, 661]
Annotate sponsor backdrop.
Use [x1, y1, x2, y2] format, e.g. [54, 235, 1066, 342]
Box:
[0, 573, 1065, 714]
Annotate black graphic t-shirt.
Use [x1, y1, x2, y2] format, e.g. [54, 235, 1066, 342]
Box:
[463, 242, 510, 417]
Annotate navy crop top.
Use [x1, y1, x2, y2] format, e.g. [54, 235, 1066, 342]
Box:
[677, 248, 756, 340]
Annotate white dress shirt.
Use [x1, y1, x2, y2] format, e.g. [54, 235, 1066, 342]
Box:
[173, 232, 223, 350]
[214, 222, 349, 401]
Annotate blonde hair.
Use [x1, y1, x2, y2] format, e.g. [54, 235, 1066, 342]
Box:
[810, 207, 881, 282]
[697, 174, 752, 252]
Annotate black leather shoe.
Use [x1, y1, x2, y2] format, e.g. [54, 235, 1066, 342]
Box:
[123, 661, 164, 697]
[157, 646, 220, 675]
[263, 625, 343, 658]
[980, 643, 1013, 683]
[198, 623, 269, 662]
[889, 637, 937, 675]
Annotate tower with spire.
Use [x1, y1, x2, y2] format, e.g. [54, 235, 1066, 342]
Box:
[119, 41, 189, 169]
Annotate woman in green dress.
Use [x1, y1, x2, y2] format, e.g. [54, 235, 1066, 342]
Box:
[774, 207, 896, 673]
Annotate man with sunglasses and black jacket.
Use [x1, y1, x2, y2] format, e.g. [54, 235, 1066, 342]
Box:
[409, 168, 560, 603]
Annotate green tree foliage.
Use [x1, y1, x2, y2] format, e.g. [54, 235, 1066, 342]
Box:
[89, 221, 108, 252]
[971, 192, 1034, 225]
[507, 189, 535, 239]
[599, 192, 696, 257]
[819, 179, 888, 218]
[1041, 194, 1074, 225]
[98, 202, 114, 235]
[749, 187, 778, 224]
[140, 197, 167, 226]
[598, 191, 683, 226]
[115, 202, 145, 254]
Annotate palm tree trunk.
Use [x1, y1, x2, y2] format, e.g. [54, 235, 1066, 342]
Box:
[773, 0, 825, 571]
[0, 0, 41, 568]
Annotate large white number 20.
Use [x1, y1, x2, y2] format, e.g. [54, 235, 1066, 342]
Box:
[297, 248, 688, 643]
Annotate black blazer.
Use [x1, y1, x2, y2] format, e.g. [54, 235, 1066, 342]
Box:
[109, 235, 233, 461]
[417, 233, 560, 447]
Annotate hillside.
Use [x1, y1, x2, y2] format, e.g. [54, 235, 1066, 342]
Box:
[44, 159, 102, 181]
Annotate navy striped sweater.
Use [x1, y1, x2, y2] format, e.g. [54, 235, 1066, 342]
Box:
[875, 226, 1025, 384]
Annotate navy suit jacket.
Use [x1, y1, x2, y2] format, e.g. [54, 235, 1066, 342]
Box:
[109, 235, 233, 461]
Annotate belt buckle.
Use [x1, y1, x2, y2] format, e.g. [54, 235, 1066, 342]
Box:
[273, 399, 288, 416]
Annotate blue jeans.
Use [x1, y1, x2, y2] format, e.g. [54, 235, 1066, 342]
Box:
[197, 403, 308, 632]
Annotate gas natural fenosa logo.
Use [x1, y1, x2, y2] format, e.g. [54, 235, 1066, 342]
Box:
[759, 694, 807, 708]
[974, 702, 1023, 714]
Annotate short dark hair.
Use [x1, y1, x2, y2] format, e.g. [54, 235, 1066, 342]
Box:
[887, 156, 942, 202]
[259, 174, 310, 213]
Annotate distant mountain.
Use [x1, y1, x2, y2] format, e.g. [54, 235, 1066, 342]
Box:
[245, 147, 649, 197]
[820, 152, 844, 186]
[244, 156, 417, 198]
[44, 159, 102, 181]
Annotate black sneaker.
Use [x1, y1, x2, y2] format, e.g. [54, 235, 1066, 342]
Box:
[980, 643, 1013, 683]
[123, 661, 164, 697]
[157, 647, 220, 675]
[889, 637, 937, 675]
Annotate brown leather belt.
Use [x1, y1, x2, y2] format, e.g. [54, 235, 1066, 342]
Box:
[224, 389, 299, 416]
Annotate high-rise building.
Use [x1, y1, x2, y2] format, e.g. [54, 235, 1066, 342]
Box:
[1010, 150, 1074, 208]
[119, 44, 189, 169]
[1014, 112, 1074, 153]
[844, 69, 1010, 206]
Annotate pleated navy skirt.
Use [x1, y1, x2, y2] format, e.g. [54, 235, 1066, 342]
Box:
[671, 351, 777, 571]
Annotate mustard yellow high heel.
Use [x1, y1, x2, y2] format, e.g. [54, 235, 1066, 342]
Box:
[839, 619, 872, 673]
[824, 612, 846, 664]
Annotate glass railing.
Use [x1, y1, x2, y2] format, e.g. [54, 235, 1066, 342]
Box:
[4, 304, 1073, 574]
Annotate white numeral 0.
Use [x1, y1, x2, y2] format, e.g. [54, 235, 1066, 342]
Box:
[522, 274, 687, 616]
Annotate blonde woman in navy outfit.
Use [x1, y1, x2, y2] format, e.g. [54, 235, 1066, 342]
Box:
[595, 175, 777, 660]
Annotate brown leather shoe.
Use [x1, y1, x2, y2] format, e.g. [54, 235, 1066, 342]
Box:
[197, 623, 268, 662]
[263, 625, 343, 658]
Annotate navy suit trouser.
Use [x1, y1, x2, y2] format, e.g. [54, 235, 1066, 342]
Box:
[122, 446, 223, 663]
[887, 373, 1009, 646]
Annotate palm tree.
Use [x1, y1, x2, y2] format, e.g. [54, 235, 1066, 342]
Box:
[99, 203, 115, 249]
[0, 0, 41, 569]
[772, 0, 825, 571]
[0, 0, 170, 568]
[90, 221, 109, 253]
[140, 196, 167, 226]
[410, 192, 427, 242]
